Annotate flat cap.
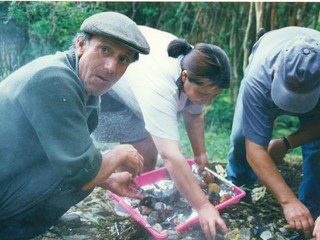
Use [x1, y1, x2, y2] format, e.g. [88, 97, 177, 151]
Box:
[80, 12, 149, 54]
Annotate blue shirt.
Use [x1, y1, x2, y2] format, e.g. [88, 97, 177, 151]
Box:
[242, 27, 320, 146]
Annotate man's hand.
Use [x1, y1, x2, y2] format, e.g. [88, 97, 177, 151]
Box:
[110, 144, 144, 177]
[247, 139, 314, 238]
[282, 198, 314, 238]
[82, 144, 144, 191]
[197, 203, 228, 239]
[99, 172, 143, 199]
[313, 216, 320, 240]
[268, 139, 287, 165]
[194, 152, 208, 173]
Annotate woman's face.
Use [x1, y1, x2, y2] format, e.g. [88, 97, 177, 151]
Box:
[181, 71, 223, 105]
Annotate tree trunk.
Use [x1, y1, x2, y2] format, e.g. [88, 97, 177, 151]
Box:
[156, 3, 165, 29]
[242, 2, 253, 73]
[255, 2, 264, 33]
[229, 10, 239, 104]
[270, 2, 277, 30]
[290, 2, 301, 26]
[131, 2, 137, 19]
[178, 2, 189, 35]
[191, 6, 202, 35]
[297, 2, 306, 26]
[313, 5, 320, 29]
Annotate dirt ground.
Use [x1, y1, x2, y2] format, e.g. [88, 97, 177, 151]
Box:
[32, 157, 313, 240]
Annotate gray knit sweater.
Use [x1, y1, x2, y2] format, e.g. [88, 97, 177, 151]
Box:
[0, 50, 102, 188]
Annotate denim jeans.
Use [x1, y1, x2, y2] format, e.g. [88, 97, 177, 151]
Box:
[226, 79, 320, 219]
[0, 161, 92, 239]
[299, 120, 320, 219]
[226, 80, 258, 187]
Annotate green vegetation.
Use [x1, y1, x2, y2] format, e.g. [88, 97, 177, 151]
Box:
[179, 91, 301, 163]
[180, 124, 232, 163]
[180, 120, 302, 164]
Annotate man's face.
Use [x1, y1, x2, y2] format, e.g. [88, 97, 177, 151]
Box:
[77, 35, 136, 96]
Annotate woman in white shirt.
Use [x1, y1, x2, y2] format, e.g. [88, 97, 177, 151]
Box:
[93, 26, 231, 239]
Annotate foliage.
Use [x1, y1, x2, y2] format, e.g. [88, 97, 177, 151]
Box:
[273, 115, 300, 138]
[180, 113, 301, 163]
[204, 90, 234, 133]
[272, 116, 302, 156]
[180, 122, 231, 163]
[1, 2, 319, 80]
[5, 2, 104, 59]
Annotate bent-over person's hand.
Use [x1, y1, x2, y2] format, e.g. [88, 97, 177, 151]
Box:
[111, 144, 144, 177]
[99, 172, 143, 199]
[197, 202, 228, 239]
[194, 153, 208, 173]
[268, 139, 287, 165]
[313, 216, 320, 240]
[282, 198, 314, 238]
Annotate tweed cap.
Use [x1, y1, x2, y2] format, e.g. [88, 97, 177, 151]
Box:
[271, 37, 320, 113]
[80, 12, 149, 54]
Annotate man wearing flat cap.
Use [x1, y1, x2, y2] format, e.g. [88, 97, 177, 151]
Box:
[226, 26, 320, 238]
[0, 12, 149, 239]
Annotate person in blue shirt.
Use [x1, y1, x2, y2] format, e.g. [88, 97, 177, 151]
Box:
[226, 26, 320, 238]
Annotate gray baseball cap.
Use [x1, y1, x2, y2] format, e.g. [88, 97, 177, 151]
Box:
[80, 12, 150, 55]
[271, 37, 320, 113]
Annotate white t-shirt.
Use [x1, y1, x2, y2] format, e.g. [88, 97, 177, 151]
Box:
[110, 26, 204, 141]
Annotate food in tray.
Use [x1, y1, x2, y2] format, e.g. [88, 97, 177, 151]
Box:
[120, 164, 236, 233]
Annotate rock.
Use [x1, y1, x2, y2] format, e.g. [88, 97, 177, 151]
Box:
[260, 230, 273, 240]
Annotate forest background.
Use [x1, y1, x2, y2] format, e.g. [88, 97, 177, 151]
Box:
[1, 1, 319, 162]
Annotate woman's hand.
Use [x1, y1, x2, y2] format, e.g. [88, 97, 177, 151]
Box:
[197, 203, 228, 239]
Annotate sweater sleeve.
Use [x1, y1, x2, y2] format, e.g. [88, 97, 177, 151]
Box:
[18, 65, 102, 188]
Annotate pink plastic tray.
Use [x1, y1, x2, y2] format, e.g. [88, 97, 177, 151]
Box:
[109, 160, 246, 239]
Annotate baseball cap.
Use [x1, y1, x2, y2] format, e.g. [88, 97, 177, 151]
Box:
[271, 36, 320, 113]
[80, 12, 150, 55]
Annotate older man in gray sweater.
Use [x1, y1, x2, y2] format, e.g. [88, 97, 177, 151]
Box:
[0, 12, 149, 239]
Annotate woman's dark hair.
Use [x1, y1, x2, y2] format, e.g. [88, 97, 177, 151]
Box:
[167, 39, 231, 89]
[168, 39, 193, 58]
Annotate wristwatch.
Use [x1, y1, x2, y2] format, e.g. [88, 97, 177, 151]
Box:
[281, 136, 293, 153]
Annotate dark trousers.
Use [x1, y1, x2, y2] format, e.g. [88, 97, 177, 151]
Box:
[0, 161, 92, 240]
